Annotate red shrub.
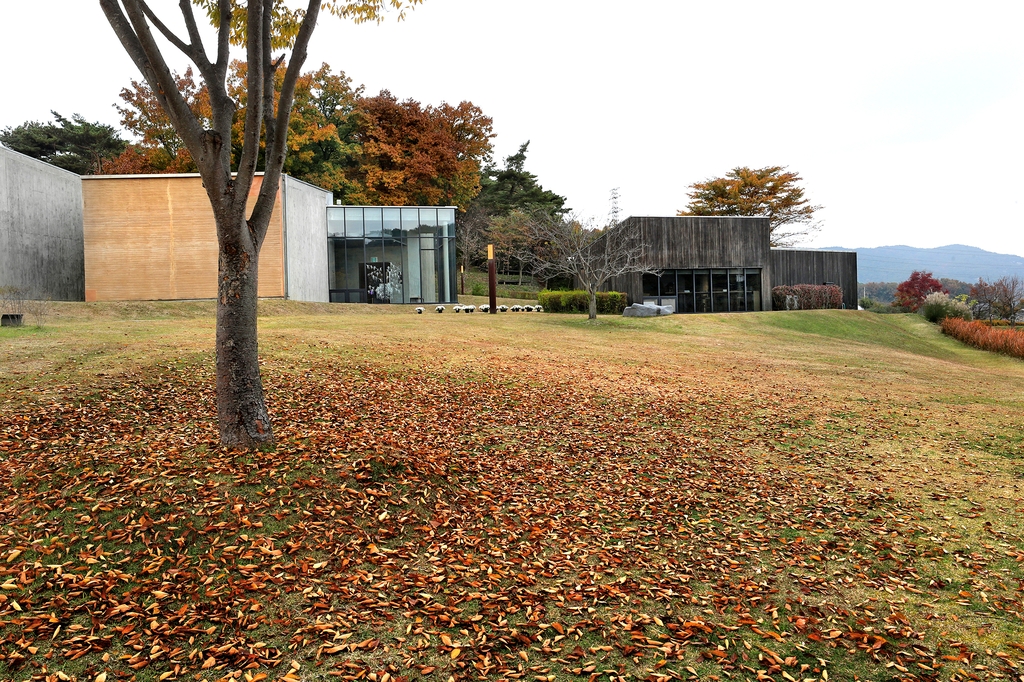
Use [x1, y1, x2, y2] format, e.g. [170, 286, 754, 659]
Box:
[771, 284, 843, 310]
[941, 318, 1024, 359]
[895, 271, 945, 311]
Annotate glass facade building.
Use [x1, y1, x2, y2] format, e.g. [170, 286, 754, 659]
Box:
[327, 206, 457, 304]
[642, 268, 763, 313]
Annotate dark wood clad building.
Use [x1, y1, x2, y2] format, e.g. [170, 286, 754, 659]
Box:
[606, 216, 857, 312]
[770, 249, 858, 310]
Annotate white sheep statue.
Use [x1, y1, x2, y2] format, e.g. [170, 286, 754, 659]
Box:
[535, 305, 544, 313]
[479, 304, 490, 313]
[415, 307, 424, 314]
[435, 305, 445, 313]
[498, 305, 508, 312]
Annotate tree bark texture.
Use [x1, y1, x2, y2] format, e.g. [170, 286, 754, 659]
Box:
[588, 291, 598, 320]
[215, 209, 272, 447]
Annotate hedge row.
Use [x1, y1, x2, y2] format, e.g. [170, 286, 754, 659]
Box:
[537, 290, 628, 314]
[771, 284, 843, 310]
[941, 318, 1024, 359]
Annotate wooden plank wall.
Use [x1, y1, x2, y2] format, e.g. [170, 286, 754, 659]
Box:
[83, 175, 284, 301]
[769, 249, 858, 309]
[605, 216, 772, 305]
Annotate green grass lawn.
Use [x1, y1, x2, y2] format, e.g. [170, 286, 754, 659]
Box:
[1, 304, 1024, 682]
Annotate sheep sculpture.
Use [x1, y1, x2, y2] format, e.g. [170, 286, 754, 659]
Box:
[452, 305, 462, 313]
[435, 305, 445, 313]
[479, 304, 490, 313]
[464, 305, 476, 313]
[415, 307, 424, 314]
[535, 305, 543, 313]
[498, 305, 508, 312]
[524, 305, 535, 312]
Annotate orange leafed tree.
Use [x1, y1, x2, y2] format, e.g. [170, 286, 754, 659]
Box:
[679, 166, 822, 247]
[348, 91, 493, 208]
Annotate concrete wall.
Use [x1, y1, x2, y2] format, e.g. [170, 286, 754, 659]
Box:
[0, 146, 85, 300]
[83, 174, 284, 301]
[282, 175, 331, 302]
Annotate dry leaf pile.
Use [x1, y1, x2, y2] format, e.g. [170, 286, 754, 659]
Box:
[1, 335, 1023, 682]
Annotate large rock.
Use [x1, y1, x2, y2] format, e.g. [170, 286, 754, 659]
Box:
[622, 303, 673, 318]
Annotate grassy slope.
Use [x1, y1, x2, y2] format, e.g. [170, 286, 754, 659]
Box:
[1, 306, 1023, 682]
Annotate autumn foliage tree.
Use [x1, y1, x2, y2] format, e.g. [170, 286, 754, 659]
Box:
[347, 91, 493, 207]
[679, 165, 822, 247]
[99, 0, 422, 448]
[894, 270, 946, 311]
[104, 62, 492, 208]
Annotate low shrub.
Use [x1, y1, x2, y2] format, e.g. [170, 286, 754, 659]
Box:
[920, 292, 972, 323]
[537, 290, 627, 314]
[941, 318, 1024, 359]
[470, 282, 487, 296]
[771, 284, 843, 310]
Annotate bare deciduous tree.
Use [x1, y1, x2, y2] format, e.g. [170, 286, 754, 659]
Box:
[994, 276, 1024, 326]
[517, 209, 654, 320]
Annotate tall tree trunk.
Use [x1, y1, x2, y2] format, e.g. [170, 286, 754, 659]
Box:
[588, 290, 597, 320]
[215, 210, 273, 447]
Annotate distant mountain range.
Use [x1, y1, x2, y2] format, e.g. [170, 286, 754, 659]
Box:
[818, 244, 1024, 283]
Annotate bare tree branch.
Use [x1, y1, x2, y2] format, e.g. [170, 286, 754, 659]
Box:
[248, 0, 319, 245]
[517, 212, 655, 318]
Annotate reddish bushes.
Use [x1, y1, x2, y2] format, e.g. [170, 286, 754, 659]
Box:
[941, 318, 1024, 359]
[771, 284, 843, 310]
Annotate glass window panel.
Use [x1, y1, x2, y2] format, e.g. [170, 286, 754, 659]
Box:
[693, 270, 710, 293]
[660, 272, 676, 296]
[730, 289, 745, 312]
[729, 269, 745, 293]
[711, 269, 728, 293]
[419, 208, 438, 237]
[327, 207, 344, 237]
[678, 270, 693, 294]
[438, 236, 452, 303]
[382, 237, 405, 304]
[448, 238, 458, 301]
[366, 237, 385, 268]
[713, 291, 729, 312]
[695, 293, 711, 313]
[405, 238, 422, 302]
[401, 208, 420, 237]
[745, 269, 761, 293]
[383, 208, 401, 236]
[642, 273, 658, 296]
[344, 239, 362, 290]
[344, 207, 363, 237]
[438, 208, 456, 238]
[420, 244, 438, 302]
[680, 290, 695, 313]
[364, 207, 383, 238]
[328, 239, 343, 289]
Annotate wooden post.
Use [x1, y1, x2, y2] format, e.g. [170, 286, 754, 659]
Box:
[487, 244, 497, 314]
[460, 265, 465, 296]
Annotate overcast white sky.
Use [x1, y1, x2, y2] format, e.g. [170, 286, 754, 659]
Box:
[3, 1, 1022, 255]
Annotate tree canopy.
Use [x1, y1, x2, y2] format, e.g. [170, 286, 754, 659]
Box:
[102, 62, 492, 208]
[894, 270, 945, 311]
[473, 142, 567, 218]
[679, 165, 821, 247]
[0, 112, 126, 175]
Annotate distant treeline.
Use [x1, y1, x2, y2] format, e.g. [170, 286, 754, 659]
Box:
[860, 278, 972, 304]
